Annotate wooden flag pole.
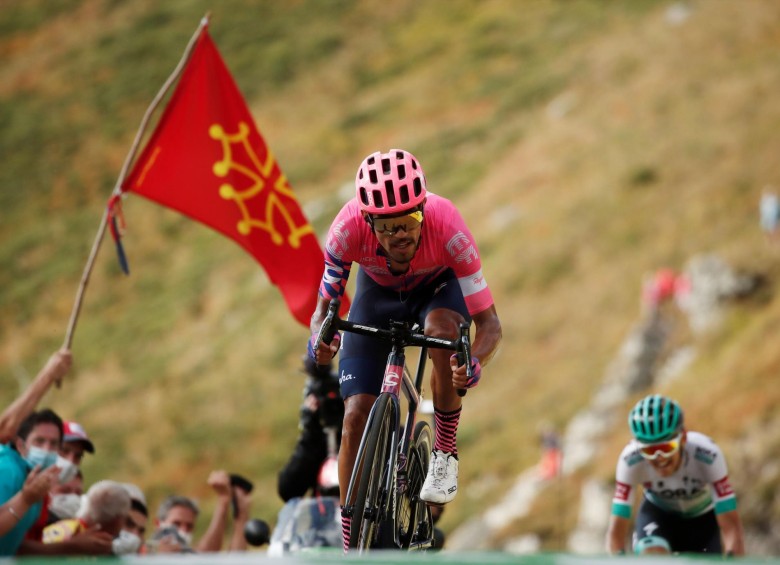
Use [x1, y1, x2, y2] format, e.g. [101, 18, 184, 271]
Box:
[62, 13, 211, 352]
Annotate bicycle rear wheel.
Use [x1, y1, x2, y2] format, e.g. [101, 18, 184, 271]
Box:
[349, 393, 396, 552]
[397, 420, 434, 549]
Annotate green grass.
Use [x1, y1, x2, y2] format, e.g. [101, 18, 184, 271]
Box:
[3, 0, 780, 553]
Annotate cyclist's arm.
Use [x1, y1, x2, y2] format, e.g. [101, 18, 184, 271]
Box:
[470, 305, 501, 367]
[605, 514, 630, 555]
[716, 509, 745, 556]
[309, 295, 341, 363]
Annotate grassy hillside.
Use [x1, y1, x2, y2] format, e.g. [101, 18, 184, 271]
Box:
[3, 0, 780, 551]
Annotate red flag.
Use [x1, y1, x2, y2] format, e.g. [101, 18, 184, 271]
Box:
[122, 26, 348, 327]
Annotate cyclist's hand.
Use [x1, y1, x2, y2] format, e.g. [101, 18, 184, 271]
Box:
[450, 354, 481, 390]
[307, 332, 341, 364]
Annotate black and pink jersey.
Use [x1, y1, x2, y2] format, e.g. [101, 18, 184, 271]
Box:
[611, 431, 737, 519]
[319, 193, 494, 316]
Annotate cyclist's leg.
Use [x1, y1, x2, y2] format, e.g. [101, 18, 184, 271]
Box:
[633, 499, 675, 554]
[338, 269, 406, 548]
[679, 510, 723, 554]
[412, 270, 470, 504]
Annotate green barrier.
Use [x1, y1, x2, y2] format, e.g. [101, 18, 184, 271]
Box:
[3, 552, 773, 565]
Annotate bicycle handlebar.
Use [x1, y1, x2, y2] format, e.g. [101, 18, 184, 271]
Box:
[316, 299, 472, 396]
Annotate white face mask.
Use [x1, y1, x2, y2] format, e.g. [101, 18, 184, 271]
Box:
[49, 494, 83, 519]
[55, 455, 78, 484]
[112, 529, 142, 555]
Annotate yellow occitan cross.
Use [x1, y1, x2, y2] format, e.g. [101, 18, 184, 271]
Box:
[210, 122, 314, 248]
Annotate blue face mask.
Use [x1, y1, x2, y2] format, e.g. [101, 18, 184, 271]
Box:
[25, 446, 58, 470]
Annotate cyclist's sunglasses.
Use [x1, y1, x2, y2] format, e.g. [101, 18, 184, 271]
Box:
[370, 210, 423, 236]
[638, 434, 683, 460]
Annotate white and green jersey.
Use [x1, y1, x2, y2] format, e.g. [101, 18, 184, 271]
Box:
[611, 431, 737, 519]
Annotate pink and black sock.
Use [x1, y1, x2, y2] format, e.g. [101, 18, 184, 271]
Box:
[434, 406, 461, 458]
[341, 512, 351, 553]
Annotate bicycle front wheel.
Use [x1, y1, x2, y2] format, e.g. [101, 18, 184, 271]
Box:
[349, 393, 396, 552]
[397, 420, 434, 549]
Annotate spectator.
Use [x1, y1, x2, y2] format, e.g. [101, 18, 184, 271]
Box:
[0, 350, 72, 444]
[538, 423, 563, 481]
[42, 480, 131, 552]
[47, 469, 85, 524]
[0, 409, 63, 556]
[121, 483, 148, 553]
[278, 358, 343, 502]
[148, 470, 252, 554]
[59, 421, 95, 469]
[24, 420, 96, 542]
[760, 186, 780, 243]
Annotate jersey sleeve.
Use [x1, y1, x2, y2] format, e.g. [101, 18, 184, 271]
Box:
[611, 444, 643, 518]
[318, 203, 357, 301]
[437, 201, 494, 315]
[694, 435, 737, 514]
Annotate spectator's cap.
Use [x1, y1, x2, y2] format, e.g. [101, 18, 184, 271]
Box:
[122, 482, 148, 516]
[63, 421, 95, 453]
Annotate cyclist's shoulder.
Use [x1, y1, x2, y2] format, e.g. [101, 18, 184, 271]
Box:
[616, 442, 645, 470]
[685, 430, 726, 463]
[685, 430, 720, 449]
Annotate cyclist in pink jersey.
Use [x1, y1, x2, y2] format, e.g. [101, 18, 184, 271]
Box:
[606, 395, 745, 556]
[309, 149, 502, 548]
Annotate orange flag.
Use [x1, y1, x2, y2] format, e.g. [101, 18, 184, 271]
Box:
[122, 25, 348, 327]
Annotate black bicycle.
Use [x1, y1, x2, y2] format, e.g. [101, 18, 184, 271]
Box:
[316, 298, 473, 553]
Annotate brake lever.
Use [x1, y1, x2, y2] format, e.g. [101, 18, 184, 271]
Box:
[315, 299, 341, 366]
[456, 322, 471, 397]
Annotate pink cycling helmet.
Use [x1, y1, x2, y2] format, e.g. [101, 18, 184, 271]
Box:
[355, 149, 427, 215]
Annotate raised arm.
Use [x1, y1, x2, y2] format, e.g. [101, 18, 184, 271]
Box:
[195, 471, 231, 552]
[0, 349, 72, 444]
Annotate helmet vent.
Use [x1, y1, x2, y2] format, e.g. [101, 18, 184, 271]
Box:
[382, 157, 392, 175]
[385, 181, 396, 207]
[369, 169, 377, 184]
[397, 164, 406, 180]
[399, 184, 409, 204]
[413, 177, 423, 197]
[372, 189, 384, 208]
[359, 187, 369, 205]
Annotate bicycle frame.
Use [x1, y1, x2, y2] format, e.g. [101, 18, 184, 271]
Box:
[316, 298, 472, 551]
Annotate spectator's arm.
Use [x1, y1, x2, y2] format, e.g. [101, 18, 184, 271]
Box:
[0, 466, 59, 537]
[195, 471, 231, 552]
[18, 530, 114, 556]
[228, 486, 252, 551]
[0, 349, 72, 443]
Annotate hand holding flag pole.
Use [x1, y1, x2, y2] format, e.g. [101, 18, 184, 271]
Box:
[63, 13, 347, 364]
[62, 14, 211, 355]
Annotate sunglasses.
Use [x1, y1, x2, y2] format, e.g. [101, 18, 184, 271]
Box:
[638, 434, 683, 460]
[371, 210, 423, 236]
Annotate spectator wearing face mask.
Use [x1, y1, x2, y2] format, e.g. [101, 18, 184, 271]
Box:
[43, 480, 132, 554]
[148, 470, 252, 553]
[0, 409, 63, 556]
[23, 420, 95, 544]
[119, 483, 148, 554]
[47, 469, 85, 525]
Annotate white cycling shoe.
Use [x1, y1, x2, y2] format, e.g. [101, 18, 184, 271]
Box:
[419, 450, 458, 505]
